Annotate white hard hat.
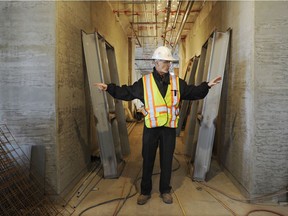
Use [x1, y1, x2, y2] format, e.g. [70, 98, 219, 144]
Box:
[151, 46, 176, 62]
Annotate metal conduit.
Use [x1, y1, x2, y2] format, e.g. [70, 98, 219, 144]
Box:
[172, 0, 195, 51]
[131, 0, 142, 47]
[163, 0, 172, 46]
[168, 0, 183, 47]
[155, 0, 158, 46]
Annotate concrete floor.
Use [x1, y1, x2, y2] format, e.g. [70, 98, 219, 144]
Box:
[70, 123, 288, 216]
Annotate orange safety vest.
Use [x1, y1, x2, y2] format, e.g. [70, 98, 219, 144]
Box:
[143, 73, 180, 128]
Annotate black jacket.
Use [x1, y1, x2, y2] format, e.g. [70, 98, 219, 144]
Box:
[107, 67, 210, 103]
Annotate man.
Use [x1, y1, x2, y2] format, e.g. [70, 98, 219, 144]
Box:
[95, 46, 221, 205]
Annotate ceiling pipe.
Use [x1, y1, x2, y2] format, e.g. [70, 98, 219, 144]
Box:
[113, 9, 190, 14]
[163, 0, 172, 46]
[155, 0, 158, 47]
[168, 0, 182, 47]
[137, 36, 157, 38]
[130, 21, 194, 25]
[130, 23, 142, 47]
[122, 1, 155, 4]
[172, 0, 195, 52]
[131, 0, 142, 47]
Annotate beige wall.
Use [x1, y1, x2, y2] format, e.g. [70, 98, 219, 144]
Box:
[182, 1, 255, 196]
[183, 1, 288, 199]
[91, 1, 129, 86]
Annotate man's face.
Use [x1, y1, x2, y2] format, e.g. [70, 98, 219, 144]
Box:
[155, 60, 171, 74]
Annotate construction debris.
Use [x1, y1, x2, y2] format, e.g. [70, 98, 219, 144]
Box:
[0, 124, 73, 216]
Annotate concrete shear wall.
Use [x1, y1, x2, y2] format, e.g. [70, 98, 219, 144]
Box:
[0, 1, 57, 189]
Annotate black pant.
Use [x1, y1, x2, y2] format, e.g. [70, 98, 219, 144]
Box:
[140, 125, 176, 195]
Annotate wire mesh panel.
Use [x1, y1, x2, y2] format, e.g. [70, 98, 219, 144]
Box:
[0, 124, 73, 216]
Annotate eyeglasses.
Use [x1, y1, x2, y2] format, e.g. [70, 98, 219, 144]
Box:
[158, 60, 171, 64]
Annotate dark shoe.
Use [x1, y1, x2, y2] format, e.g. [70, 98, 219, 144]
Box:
[161, 193, 173, 204]
[137, 194, 151, 205]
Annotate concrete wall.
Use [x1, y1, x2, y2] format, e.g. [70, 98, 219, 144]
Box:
[254, 1, 288, 195]
[0, 1, 57, 188]
[56, 1, 93, 195]
[184, 1, 288, 197]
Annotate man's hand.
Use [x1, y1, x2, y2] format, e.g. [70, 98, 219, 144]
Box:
[94, 83, 108, 91]
[208, 76, 222, 87]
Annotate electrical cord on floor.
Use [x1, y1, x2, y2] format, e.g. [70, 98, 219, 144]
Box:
[112, 181, 127, 215]
[113, 155, 181, 216]
[196, 182, 238, 216]
[78, 155, 181, 216]
[244, 209, 286, 216]
[171, 188, 187, 216]
[178, 152, 287, 216]
[182, 152, 288, 202]
[198, 182, 288, 204]
[78, 167, 140, 216]
[193, 178, 288, 216]
[112, 167, 142, 216]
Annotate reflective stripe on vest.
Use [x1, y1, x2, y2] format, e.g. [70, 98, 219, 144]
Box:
[143, 73, 180, 128]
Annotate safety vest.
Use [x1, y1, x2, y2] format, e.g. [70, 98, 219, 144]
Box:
[143, 73, 180, 128]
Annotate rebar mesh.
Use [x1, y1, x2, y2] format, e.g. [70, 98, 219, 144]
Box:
[0, 124, 74, 216]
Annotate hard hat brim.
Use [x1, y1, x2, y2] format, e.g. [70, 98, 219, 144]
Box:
[152, 57, 177, 62]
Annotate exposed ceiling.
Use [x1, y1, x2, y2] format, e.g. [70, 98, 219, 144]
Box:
[109, 0, 205, 73]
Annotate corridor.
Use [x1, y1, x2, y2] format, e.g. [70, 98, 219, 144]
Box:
[70, 123, 288, 216]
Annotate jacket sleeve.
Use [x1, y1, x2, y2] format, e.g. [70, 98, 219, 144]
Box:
[179, 78, 210, 100]
[106, 78, 144, 102]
